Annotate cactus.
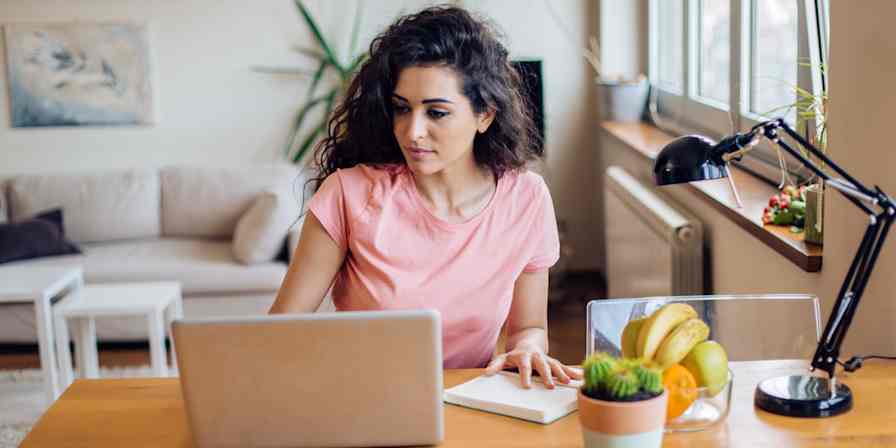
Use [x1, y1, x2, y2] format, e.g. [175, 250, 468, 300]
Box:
[581, 353, 663, 401]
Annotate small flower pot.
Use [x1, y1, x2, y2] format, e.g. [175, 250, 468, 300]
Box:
[595, 77, 649, 122]
[577, 389, 668, 448]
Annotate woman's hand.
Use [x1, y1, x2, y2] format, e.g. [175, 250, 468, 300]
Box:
[484, 344, 583, 389]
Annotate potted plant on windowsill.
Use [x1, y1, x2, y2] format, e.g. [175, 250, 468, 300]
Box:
[577, 353, 667, 448]
[583, 36, 649, 122]
[761, 62, 829, 245]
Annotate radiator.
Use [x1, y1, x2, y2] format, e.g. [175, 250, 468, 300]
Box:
[604, 166, 704, 298]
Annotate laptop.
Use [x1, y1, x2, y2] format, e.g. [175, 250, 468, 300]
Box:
[172, 310, 444, 447]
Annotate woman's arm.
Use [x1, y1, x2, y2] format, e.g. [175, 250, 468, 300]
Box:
[268, 212, 347, 314]
[484, 269, 583, 388]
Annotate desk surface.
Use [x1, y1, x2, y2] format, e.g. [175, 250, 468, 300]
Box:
[20, 360, 896, 447]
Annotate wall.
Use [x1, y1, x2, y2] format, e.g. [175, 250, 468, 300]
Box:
[823, 0, 896, 355]
[0, 0, 603, 272]
[0, 0, 309, 172]
[599, 0, 896, 356]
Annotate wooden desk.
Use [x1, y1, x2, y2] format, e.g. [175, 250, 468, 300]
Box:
[20, 360, 896, 447]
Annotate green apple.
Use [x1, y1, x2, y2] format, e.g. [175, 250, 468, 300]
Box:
[681, 340, 729, 397]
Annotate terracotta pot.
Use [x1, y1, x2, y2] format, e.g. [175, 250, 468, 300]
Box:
[577, 389, 668, 448]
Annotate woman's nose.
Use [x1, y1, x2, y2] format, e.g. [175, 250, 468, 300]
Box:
[402, 111, 426, 144]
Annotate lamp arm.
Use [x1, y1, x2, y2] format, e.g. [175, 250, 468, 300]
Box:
[773, 119, 876, 198]
[813, 214, 892, 378]
[738, 119, 896, 379]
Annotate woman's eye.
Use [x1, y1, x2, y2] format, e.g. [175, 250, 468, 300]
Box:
[427, 109, 448, 119]
[392, 104, 410, 114]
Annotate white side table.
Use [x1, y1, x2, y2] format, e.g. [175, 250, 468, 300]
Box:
[53, 282, 183, 388]
[0, 265, 83, 403]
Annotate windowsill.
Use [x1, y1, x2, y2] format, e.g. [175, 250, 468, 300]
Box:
[601, 121, 823, 273]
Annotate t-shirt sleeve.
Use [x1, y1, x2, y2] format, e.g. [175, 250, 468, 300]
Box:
[308, 170, 349, 251]
[524, 178, 561, 273]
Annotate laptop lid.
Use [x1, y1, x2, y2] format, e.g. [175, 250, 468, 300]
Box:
[173, 310, 444, 447]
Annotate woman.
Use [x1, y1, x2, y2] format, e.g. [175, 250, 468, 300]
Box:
[269, 5, 582, 388]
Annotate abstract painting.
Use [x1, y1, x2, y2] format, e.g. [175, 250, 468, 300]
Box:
[3, 23, 153, 127]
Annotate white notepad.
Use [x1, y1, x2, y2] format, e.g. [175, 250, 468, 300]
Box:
[443, 372, 583, 424]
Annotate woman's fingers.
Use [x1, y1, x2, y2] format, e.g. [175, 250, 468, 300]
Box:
[549, 358, 571, 384]
[532, 352, 554, 389]
[517, 352, 533, 388]
[562, 364, 584, 380]
[484, 354, 506, 376]
[487, 350, 583, 389]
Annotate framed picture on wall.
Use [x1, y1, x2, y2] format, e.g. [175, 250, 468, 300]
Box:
[3, 22, 154, 127]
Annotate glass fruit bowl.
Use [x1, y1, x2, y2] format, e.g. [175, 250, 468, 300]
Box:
[665, 368, 733, 432]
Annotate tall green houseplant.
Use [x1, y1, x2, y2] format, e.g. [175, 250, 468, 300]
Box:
[258, 1, 368, 164]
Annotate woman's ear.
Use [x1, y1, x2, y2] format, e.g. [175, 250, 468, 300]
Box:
[477, 108, 496, 134]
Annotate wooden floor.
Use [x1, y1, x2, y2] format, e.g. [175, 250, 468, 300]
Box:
[0, 272, 605, 370]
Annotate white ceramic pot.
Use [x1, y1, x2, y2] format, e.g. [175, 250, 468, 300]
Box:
[595, 77, 649, 122]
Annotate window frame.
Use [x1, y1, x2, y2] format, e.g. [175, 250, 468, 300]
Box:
[648, 0, 829, 185]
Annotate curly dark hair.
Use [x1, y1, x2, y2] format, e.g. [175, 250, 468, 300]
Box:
[309, 5, 542, 192]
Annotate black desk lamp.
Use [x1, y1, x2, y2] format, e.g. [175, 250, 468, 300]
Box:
[653, 118, 895, 418]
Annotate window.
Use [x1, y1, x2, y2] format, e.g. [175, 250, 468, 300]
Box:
[649, 0, 829, 182]
[749, 0, 798, 123]
[697, 0, 730, 106]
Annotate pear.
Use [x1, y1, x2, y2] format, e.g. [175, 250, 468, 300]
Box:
[682, 341, 729, 397]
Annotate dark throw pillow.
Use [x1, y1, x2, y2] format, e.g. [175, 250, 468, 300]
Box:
[0, 208, 82, 264]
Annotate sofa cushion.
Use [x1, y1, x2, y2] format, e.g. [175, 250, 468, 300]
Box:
[160, 164, 301, 239]
[7, 238, 287, 295]
[233, 189, 297, 264]
[0, 208, 81, 264]
[7, 169, 160, 243]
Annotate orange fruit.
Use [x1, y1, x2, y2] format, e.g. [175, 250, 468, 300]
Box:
[662, 364, 698, 419]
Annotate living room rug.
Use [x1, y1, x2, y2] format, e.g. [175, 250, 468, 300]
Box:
[0, 366, 171, 448]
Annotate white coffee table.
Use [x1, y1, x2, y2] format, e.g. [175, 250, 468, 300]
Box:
[0, 265, 84, 403]
[53, 282, 183, 388]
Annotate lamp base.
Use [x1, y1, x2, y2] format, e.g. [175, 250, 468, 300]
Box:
[754, 375, 852, 417]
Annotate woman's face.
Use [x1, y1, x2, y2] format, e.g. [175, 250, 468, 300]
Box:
[391, 65, 494, 176]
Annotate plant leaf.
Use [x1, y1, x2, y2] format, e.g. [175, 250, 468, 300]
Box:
[250, 65, 314, 76]
[348, 0, 364, 58]
[292, 122, 326, 163]
[345, 52, 369, 75]
[306, 59, 328, 102]
[291, 45, 327, 62]
[294, 0, 346, 75]
[289, 89, 338, 161]
[284, 95, 330, 156]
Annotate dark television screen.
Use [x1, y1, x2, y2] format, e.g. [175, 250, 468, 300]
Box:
[512, 60, 545, 150]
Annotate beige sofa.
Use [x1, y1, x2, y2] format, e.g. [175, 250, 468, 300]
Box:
[0, 164, 329, 343]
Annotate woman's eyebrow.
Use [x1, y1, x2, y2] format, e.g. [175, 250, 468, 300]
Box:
[392, 93, 454, 105]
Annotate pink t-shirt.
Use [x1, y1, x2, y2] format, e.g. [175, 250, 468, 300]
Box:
[308, 164, 560, 368]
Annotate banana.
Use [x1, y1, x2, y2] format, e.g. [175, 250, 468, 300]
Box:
[620, 317, 647, 358]
[635, 303, 698, 361]
[653, 318, 710, 369]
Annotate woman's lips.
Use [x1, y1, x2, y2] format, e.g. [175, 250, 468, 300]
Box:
[408, 146, 435, 160]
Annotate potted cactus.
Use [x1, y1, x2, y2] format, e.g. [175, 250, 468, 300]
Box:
[578, 353, 667, 448]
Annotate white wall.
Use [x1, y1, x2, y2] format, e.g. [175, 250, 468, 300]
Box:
[0, 0, 312, 172]
[823, 0, 896, 355]
[0, 0, 602, 271]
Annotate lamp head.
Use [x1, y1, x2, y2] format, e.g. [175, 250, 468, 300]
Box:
[653, 135, 727, 186]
